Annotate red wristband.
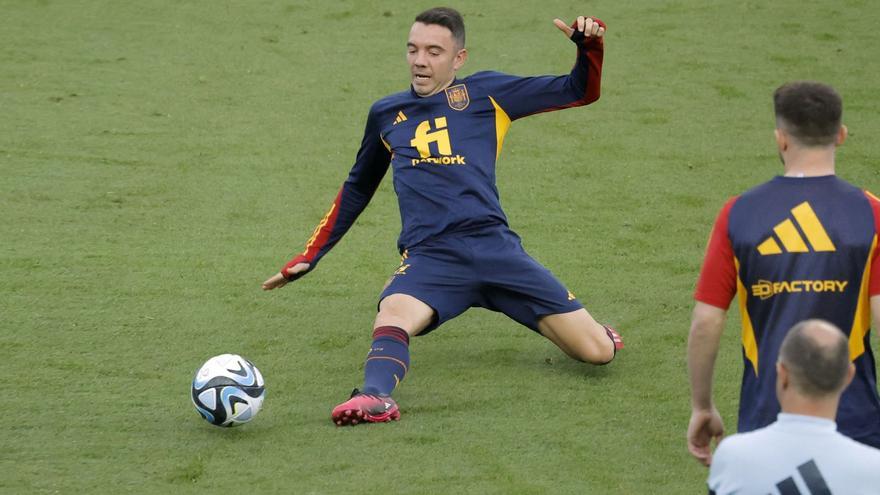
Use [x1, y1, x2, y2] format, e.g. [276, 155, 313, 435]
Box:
[281, 255, 310, 280]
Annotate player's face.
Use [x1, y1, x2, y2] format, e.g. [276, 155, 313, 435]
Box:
[407, 22, 467, 97]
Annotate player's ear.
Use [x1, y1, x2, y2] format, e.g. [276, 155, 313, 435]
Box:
[453, 48, 468, 70]
[844, 362, 856, 388]
[774, 128, 788, 152]
[776, 361, 789, 391]
[836, 124, 847, 146]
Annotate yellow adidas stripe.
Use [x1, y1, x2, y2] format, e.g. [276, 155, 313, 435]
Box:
[773, 219, 809, 252]
[757, 238, 782, 255]
[758, 201, 836, 255]
[791, 202, 835, 251]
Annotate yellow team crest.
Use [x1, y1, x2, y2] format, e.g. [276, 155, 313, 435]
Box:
[445, 84, 470, 111]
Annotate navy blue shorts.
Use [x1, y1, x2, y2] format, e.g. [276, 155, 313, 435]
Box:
[379, 226, 583, 334]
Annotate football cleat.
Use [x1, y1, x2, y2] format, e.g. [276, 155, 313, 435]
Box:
[331, 389, 400, 426]
[602, 324, 624, 362]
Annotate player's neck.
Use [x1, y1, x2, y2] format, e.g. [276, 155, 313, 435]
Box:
[782, 147, 836, 177]
[780, 395, 839, 421]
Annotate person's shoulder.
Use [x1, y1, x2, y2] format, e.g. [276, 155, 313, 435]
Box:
[737, 177, 780, 200]
[464, 70, 507, 80]
[833, 432, 880, 464]
[462, 71, 516, 87]
[709, 432, 763, 483]
[862, 188, 880, 207]
[715, 428, 767, 457]
[370, 89, 414, 114]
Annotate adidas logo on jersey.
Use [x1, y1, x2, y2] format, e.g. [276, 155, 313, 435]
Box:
[393, 111, 408, 125]
[757, 202, 835, 255]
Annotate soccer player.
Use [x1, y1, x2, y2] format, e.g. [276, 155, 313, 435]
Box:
[263, 7, 623, 426]
[688, 81, 880, 464]
[707, 320, 880, 494]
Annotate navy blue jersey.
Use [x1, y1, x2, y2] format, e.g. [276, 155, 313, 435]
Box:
[286, 33, 603, 270]
[696, 175, 880, 441]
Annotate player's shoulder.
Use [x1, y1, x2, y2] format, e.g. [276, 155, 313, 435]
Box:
[715, 427, 768, 457]
[831, 432, 880, 464]
[709, 431, 766, 481]
[708, 195, 740, 225]
[863, 188, 880, 207]
[738, 176, 788, 199]
[370, 89, 415, 115]
[464, 70, 507, 81]
[461, 70, 517, 88]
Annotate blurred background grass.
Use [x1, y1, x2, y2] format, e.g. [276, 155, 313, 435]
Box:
[1, 0, 878, 492]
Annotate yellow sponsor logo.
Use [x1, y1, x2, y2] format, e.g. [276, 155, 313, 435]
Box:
[409, 117, 467, 166]
[757, 202, 836, 255]
[412, 155, 467, 166]
[750, 279, 848, 300]
[393, 110, 408, 125]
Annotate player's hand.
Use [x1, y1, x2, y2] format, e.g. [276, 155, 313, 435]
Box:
[261, 262, 310, 291]
[687, 407, 725, 466]
[553, 16, 605, 41]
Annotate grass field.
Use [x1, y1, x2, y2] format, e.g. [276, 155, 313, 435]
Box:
[2, 0, 879, 493]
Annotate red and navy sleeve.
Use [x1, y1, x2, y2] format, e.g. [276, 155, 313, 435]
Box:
[472, 18, 605, 120]
[281, 104, 392, 279]
[694, 197, 739, 309]
[864, 190, 880, 296]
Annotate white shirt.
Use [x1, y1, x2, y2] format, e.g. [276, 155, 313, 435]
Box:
[708, 413, 880, 494]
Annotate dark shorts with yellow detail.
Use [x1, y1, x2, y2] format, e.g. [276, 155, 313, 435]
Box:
[379, 225, 583, 334]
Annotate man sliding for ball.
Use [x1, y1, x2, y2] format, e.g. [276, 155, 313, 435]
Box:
[263, 7, 623, 426]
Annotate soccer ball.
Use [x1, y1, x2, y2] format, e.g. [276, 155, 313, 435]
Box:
[191, 354, 265, 427]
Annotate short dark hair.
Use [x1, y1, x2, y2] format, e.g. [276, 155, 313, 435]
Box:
[415, 7, 465, 48]
[779, 320, 850, 397]
[773, 81, 842, 147]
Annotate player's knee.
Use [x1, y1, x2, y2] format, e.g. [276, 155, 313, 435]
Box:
[566, 334, 614, 364]
[375, 294, 434, 335]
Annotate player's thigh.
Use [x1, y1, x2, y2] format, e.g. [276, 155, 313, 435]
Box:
[375, 293, 435, 337]
[537, 309, 613, 364]
[480, 246, 581, 332]
[376, 245, 478, 336]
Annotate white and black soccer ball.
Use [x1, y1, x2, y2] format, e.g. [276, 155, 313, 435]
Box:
[191, 354, 265, 427]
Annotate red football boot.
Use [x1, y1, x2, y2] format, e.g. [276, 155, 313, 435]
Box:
[331, 389, 400, 426]
[601, 324, 624, 363]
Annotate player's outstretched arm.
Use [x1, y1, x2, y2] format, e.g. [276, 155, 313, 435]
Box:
[469, 15, 605, 122]
[687, 302, 727, 466]
[260, 102, 391, 293]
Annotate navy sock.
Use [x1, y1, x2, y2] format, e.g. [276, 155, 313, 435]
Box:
[361, 326, 410, 396]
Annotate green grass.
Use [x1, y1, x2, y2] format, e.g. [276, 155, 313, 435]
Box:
[2, 0, 879, 493]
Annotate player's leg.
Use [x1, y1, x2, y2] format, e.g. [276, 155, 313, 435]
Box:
[362, 293, 434, 396]
[332, 244, 477, 426]
[331, 294, 434, 426]
[538, 309, 621, 364]
[374, 292, 435, 336]
[476, 227, 622, 365]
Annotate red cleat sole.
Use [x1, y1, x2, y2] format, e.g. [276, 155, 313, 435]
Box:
[332, 408, 400, 426]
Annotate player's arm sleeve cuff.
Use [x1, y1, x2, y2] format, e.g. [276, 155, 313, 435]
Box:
[280, 254, 312, 281]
